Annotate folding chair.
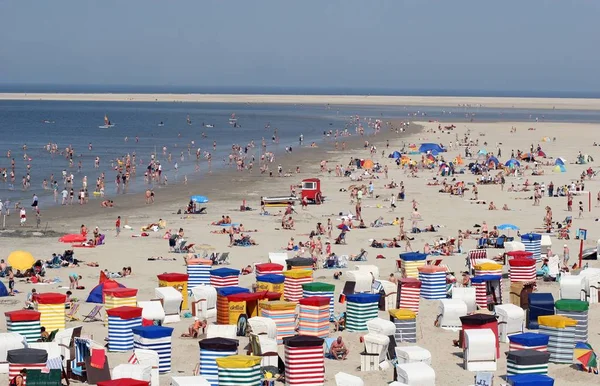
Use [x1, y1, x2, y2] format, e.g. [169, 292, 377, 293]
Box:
[354, 250, 368, 262]
[215, 252, 230, 265]
[82, 305, 103, 322]
[183, 243, 196, 253]
[65, 302, 81, 321]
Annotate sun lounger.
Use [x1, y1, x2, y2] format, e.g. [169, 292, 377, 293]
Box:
[214, 252, 230, 265]
[66, 302, 81, 322]
[82, 305, 103, 323]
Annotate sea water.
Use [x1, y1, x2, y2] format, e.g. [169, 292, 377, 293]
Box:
[2, 98, 600, 206]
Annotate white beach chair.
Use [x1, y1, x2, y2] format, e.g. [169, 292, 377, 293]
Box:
[137, 300, 166, 324]
[268, 252, 289, 270]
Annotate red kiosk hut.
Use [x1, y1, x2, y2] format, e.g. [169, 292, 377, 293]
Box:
[301, 178, 323, 204]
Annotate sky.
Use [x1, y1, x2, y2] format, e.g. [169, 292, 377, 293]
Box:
[1, 0, 600, 93]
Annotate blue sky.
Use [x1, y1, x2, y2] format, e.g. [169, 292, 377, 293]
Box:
[1, 1, 599, 92]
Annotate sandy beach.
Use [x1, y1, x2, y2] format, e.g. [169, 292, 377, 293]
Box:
[2, 93, 600, 110]
[2, 116, 600, 385]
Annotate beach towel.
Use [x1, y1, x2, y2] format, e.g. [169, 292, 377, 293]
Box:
[90, 348, 106, 369]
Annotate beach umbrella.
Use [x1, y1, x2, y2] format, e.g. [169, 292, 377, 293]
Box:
[191, 195, 209, 203]
[574, 342, 598, 371]
[538, 150, 547, 157]
[7, 251, 35, 271]
[389, 151, 401, 159]
[497, 224, 519, 231]
[362, 159, 374, 169]
[553, 164, 566, 173]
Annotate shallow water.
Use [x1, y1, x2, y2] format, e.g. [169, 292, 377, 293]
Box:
[1, 100, 600, 207]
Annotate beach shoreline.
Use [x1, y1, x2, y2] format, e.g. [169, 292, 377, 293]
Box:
[0, 119, 418, 232]
[2, 93, 600, 110]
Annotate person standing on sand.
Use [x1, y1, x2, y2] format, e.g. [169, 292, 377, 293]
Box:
[399, 217, 404, 237]
[563, 244, 570, 266]
[8, 269, 15, 295]
[115, 216, 121, 237]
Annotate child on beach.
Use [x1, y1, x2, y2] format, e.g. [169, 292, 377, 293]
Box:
[115, 216, 121, 237]
[8, 269, 15, 295]
[19, 207, 26, 226]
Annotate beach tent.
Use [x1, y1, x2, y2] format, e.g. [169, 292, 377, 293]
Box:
[362, 159, 374, 169]
[87, 280, 125, 303]
[418, 143, 444, 154]
[538, 150, 547, 157]
[478, 149, 488, 156]
[389, 151, 402, 159]
[487, 156, 500, 168]
[0, 281, 8, 297]
[505, 159, 521, 168]
[553, 164, 566, 173]
[555, 157, 566, 165]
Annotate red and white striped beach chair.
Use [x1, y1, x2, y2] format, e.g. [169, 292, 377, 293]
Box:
[466, 249, 487, 272]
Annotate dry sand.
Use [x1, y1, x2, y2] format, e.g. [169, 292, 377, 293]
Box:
[2, 117, 600, 385]
[2, 93, 600, 110]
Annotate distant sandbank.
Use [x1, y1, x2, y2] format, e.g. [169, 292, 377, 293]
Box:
[2, 92, 600, 110]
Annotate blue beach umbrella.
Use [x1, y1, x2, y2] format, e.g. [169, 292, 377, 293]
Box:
[497, 224, 519, 231]
[191, 195, 209, 203]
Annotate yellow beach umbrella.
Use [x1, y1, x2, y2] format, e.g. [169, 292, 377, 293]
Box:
[7, 250, 35, 271]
